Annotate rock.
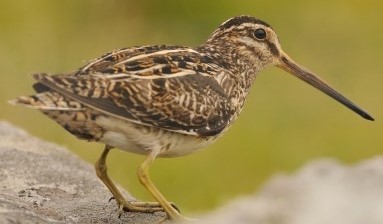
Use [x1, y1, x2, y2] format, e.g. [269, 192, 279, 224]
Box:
[3, 121, 383, 224]
[197, 157, 383, 224]
[0, 121, 167, 224]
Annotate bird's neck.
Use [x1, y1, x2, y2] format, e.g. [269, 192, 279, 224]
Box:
[197, 40, 263, 102]
[196, 41, 266, 122]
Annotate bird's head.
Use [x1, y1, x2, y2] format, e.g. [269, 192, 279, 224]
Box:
[206, 16, 281, 69]
[205, 15, 373, 121]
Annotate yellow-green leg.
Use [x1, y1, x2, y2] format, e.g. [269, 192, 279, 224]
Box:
[95, 145, 164, 214]
[137, 153, 185, 221]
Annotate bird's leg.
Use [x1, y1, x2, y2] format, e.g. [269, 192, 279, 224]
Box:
[137, 153, 185, 221]
[95, 145, 164, 214]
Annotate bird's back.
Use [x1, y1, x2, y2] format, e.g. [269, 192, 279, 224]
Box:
[11, 45, 235, 146]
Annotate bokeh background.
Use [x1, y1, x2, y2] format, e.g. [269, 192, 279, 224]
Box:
[1, 0, 382, 215]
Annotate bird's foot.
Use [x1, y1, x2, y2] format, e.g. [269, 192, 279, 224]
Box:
[122, 201, 165, 213]
[116, 200, 196, 222]
[116, 200, 180, 217]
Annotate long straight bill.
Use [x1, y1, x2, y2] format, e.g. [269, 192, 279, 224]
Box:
[277, 52, 374, 121]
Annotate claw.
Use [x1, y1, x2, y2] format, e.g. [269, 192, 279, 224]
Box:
[118, 203, 124, 219]
[170, 202, 181, 213]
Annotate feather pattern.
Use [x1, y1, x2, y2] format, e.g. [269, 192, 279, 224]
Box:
[32, 45, 234, 137]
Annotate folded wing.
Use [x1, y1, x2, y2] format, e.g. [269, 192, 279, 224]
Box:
[33, 46, 232, 137]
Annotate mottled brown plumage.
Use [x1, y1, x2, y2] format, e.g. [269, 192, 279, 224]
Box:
[10, 15, 373, 221]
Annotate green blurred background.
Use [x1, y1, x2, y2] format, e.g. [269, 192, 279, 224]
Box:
[1, 0, 382, 215]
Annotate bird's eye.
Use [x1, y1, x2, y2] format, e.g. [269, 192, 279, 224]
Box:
[254, 28, 266, 40]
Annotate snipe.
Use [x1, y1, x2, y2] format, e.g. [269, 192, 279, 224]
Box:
[10, 15, 374, 221]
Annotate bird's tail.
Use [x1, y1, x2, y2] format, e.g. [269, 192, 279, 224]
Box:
[9, 91, 83, 111]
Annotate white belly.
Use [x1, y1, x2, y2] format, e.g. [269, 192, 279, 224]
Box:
[96, 116, 218, 158]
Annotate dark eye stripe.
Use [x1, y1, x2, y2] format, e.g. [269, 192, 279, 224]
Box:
[266, 41, 279, 56]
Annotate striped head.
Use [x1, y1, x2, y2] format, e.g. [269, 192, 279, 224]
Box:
[203, 15, 373, 121]
[205, 16, 282, 70]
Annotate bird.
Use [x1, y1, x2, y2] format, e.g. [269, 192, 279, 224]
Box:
[10, 15, 374, 221]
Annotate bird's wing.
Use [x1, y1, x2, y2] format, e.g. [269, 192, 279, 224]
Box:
[34, 46, 232, 137]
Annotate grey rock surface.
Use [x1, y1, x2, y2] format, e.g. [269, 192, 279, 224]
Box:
[0, 121, 167, 224]
[2, 121, 383, 224]
[197, 157, 383, 224]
